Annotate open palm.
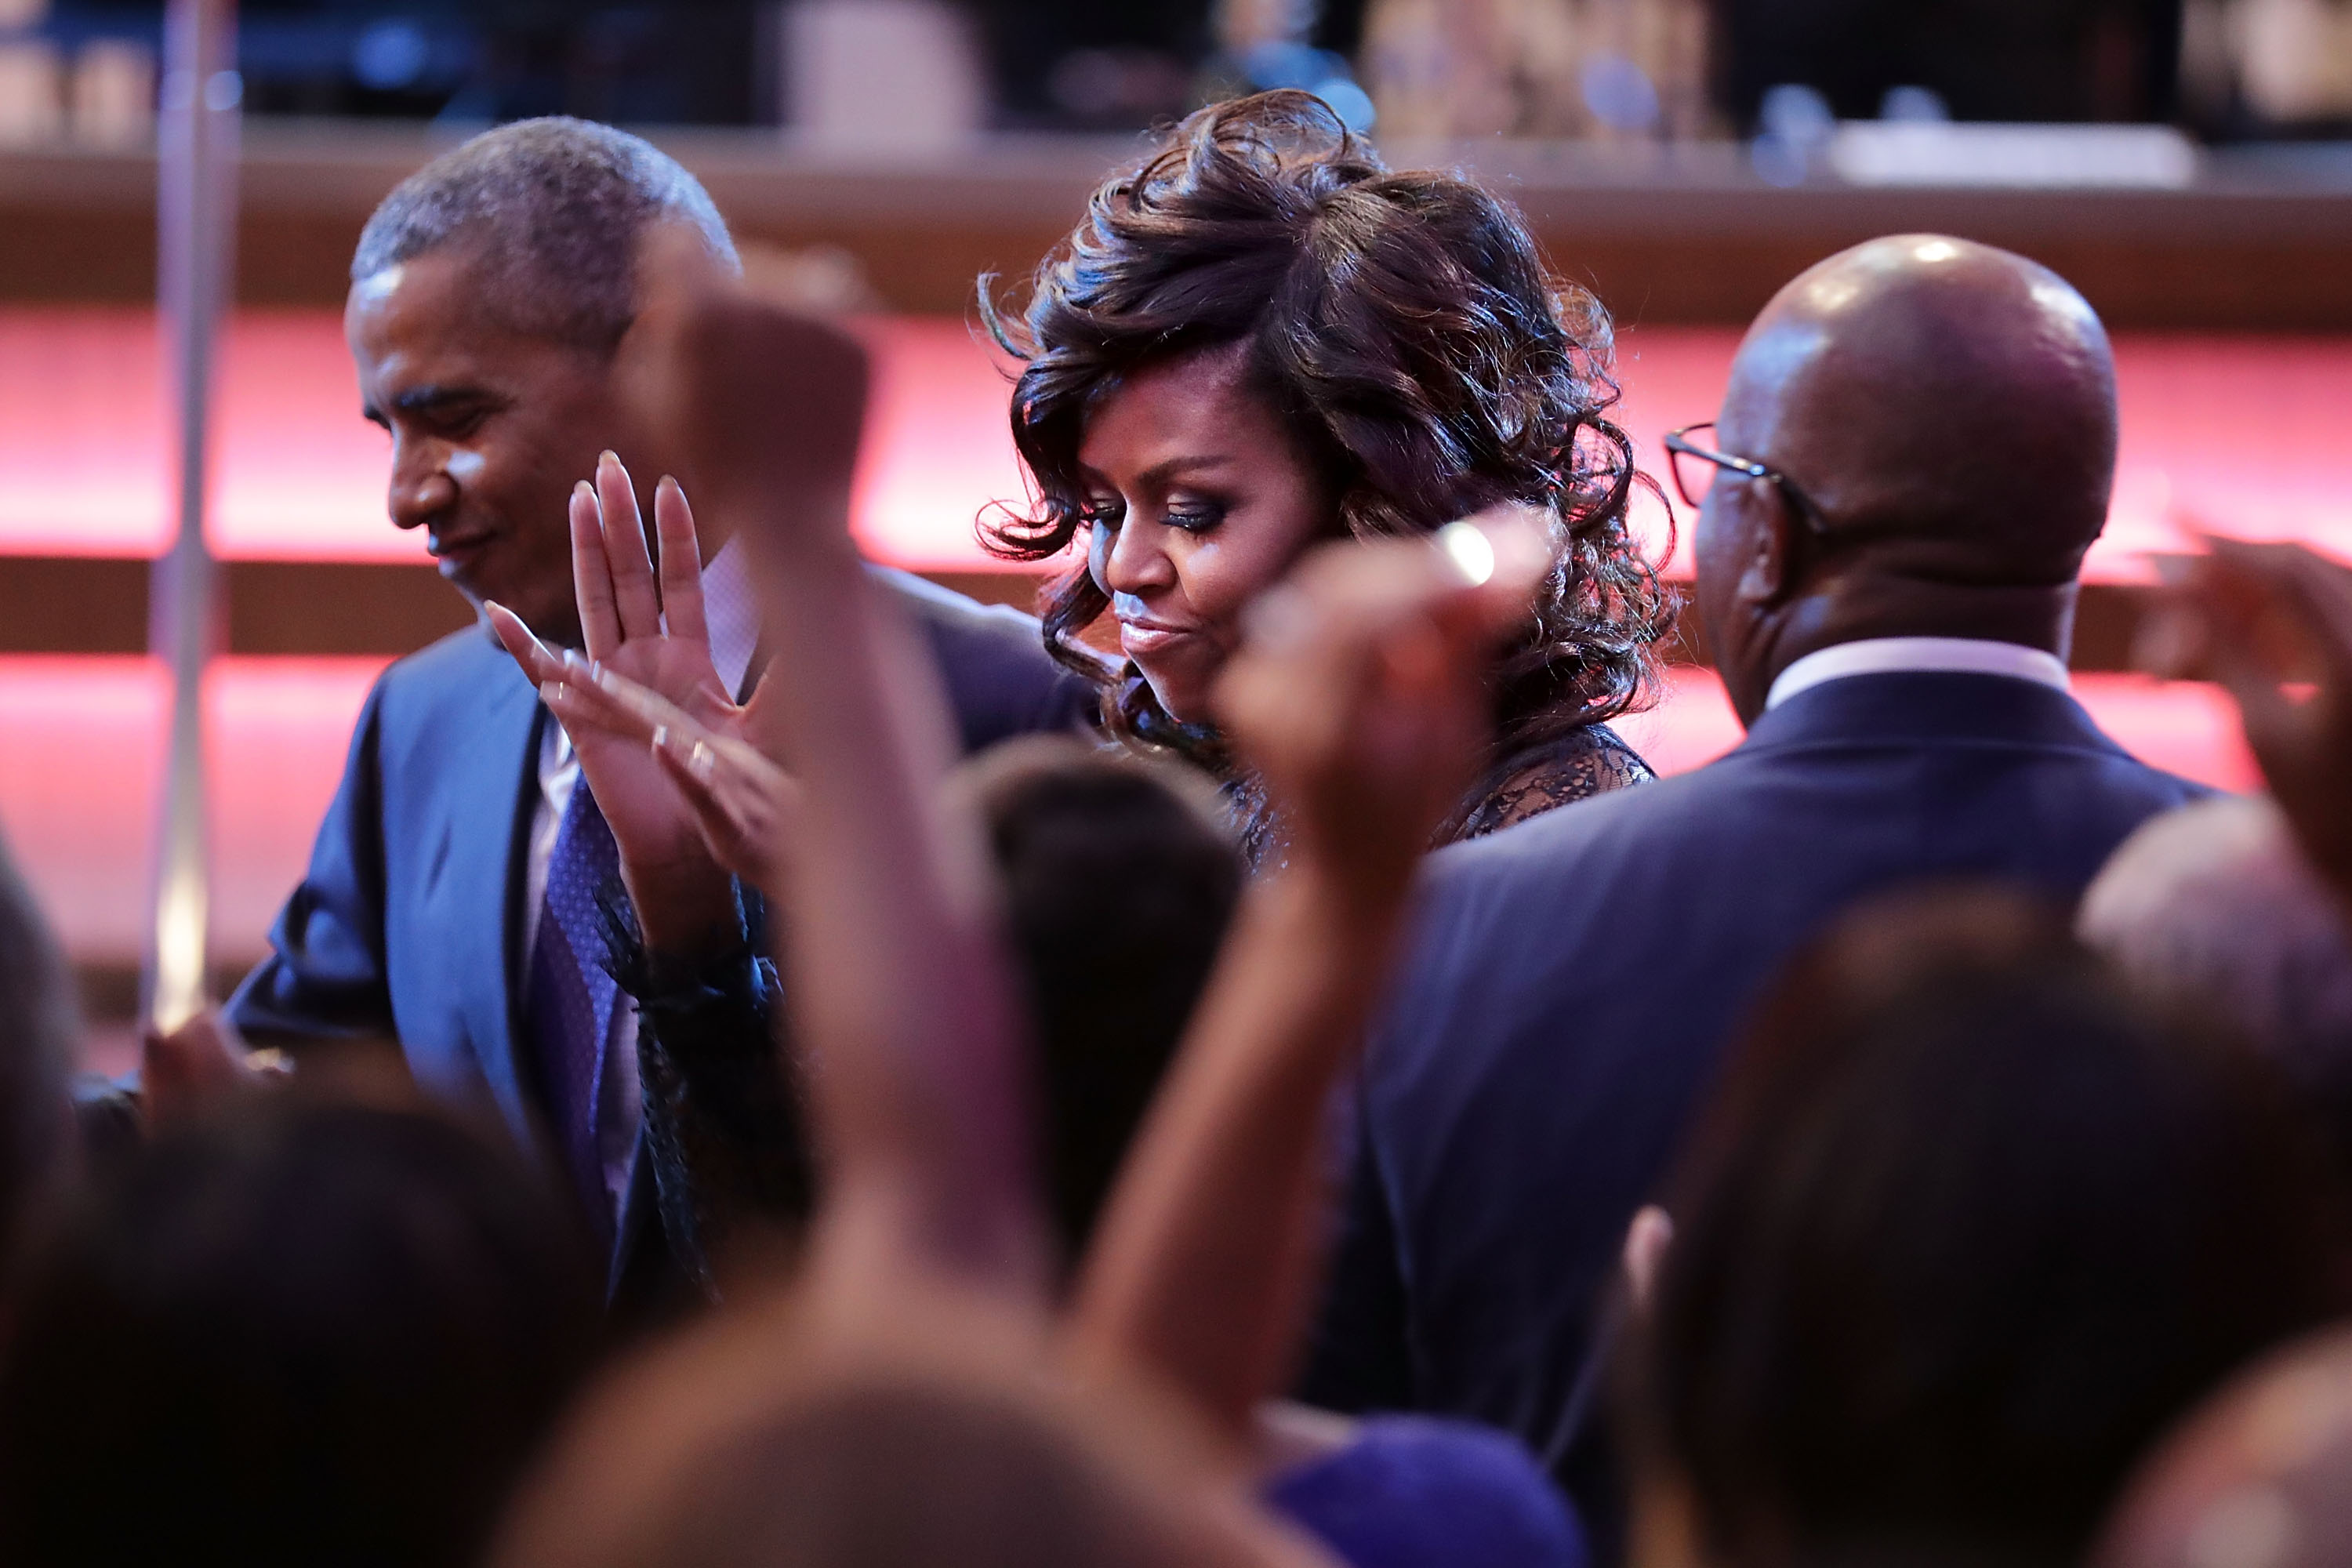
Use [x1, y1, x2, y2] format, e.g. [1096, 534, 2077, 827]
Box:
[488, 453, 752, 955]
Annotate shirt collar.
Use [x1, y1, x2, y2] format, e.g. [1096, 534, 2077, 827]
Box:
[1765, 636, 2071, 712]
[699, 538, 760, 701]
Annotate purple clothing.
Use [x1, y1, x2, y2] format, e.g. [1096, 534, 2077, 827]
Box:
[1265, 1415, 1588, 1568]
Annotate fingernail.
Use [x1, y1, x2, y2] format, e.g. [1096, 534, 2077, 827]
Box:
[689, 740, 715, 779]
[657, 474, 679, 493]
[652, 724, 669, 750]
[599, 449, 619, 467]
[541, 681, 564, 704]
[574, 480, 594, 501]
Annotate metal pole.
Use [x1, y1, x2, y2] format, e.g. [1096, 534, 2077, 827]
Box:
[143, 0, 238, 1036]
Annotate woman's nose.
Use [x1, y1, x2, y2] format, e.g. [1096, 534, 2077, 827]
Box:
[1094, 510, 1177, 597]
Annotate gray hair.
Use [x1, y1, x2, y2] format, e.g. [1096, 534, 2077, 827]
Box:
[2082, 794, 2352, 1146]
[352, 116, 741, 352]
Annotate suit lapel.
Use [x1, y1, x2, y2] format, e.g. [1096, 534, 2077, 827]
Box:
[443, 666, 547, 1155]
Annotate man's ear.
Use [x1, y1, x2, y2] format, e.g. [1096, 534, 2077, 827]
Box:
[1733, 477, 1801, 608]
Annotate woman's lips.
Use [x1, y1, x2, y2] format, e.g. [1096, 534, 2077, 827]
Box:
[1116, 618, 1198, 658]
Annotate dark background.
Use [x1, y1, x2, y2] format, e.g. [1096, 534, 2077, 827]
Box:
[31, 0, 2218, 136]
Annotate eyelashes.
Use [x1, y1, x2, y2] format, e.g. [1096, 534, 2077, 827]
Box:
[1163, 502, 1227, 535]
[1080, 499, 1228, 535]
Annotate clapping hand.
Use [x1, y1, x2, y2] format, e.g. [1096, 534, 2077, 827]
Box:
[1214, 505, 1555, 905]
[2139, 535, 2352, 909]
[539, 659, 801, 904]
[487, 454, 759, 955]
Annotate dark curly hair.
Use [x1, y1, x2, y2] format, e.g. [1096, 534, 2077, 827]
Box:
[979, 90, 1675, 791]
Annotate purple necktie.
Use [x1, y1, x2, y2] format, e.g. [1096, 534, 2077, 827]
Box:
[526, 784, 622, 1240]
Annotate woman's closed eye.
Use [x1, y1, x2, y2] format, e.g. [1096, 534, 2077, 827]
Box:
[1162, 497, 1228, 534]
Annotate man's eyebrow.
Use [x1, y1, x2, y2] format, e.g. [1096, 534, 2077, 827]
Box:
[386, 383, 502, 416]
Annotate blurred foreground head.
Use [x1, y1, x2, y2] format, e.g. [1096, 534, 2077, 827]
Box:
[1635, 889, 2352, 1568]
[1695, 234, 2117, 720]
[960, 735, 1243, 1269]
[495, 1287, 1328, 1568]
[2097, 1326, 2352, 1568]
[0, 1096, 601, 1568]
[2082, 796, 2352, 1159]
[0, 833, 74, 1267]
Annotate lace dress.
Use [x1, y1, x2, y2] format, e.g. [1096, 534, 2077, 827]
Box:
[1448, 722, 1653, 841]
[1240, 720, 1654, 866]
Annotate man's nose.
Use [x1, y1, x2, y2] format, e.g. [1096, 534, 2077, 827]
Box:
[387, 444, 458, 531]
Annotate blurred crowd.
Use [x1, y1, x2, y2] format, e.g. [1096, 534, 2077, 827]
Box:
[9, 0, 2352, 140]
[5, 89, 2352, 1568]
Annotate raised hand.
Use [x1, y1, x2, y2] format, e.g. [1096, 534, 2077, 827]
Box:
[616, 230, 1041, 1299]
[486, 454, 746, 956]
[140, 1005, 285, 1131]
[1069, 506, 1552, 1445]
[2139, 536, 2352, 911]
[531, 657, 802, 904]
[1218, 505, 1556, 902]
[615, 225, 870, 560]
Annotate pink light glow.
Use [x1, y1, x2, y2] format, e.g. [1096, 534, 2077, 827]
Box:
[0, 653, 2263, 966]
[0, 655, 386, 963]
[0, 310, 2341, 575]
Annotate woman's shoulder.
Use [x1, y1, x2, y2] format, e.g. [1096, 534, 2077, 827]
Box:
[1450, 723, 1656, 843]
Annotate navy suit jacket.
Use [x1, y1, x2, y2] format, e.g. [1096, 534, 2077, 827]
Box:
[227, 567, 1093, 1279]
[1302, 671, 2210, 1546]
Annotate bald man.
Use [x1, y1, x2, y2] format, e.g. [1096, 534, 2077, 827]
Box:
[1301, 235, 2209, 1551]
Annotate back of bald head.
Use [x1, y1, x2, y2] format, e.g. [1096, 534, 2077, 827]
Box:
[1726, 234, 2116, 586]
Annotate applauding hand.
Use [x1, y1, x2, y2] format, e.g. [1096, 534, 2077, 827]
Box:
[486, 453, 760, 955]
[538, 659, 801, 905]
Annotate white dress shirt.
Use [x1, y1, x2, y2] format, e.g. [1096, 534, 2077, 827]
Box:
[521, 538, 760, 1219]
[1764, 635, 2071, 712]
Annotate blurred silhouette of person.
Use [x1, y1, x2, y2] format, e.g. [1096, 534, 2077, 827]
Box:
[1629, 889, 2352, 1568]
[1719, 0, 2182, 127]
[0, 1094, 602, 1568]
[2082, 794, 2352, 1160]
[1305, 235, 2210, 1555]
[2095, 1324, 2352, 1568]
[225, 117, 1091, 1306]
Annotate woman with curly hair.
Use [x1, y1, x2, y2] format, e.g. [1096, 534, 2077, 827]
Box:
[982, 88, 1675, 859]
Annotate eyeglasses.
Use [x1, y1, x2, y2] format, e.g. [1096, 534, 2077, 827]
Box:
[1662, 423, 1833, 534]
